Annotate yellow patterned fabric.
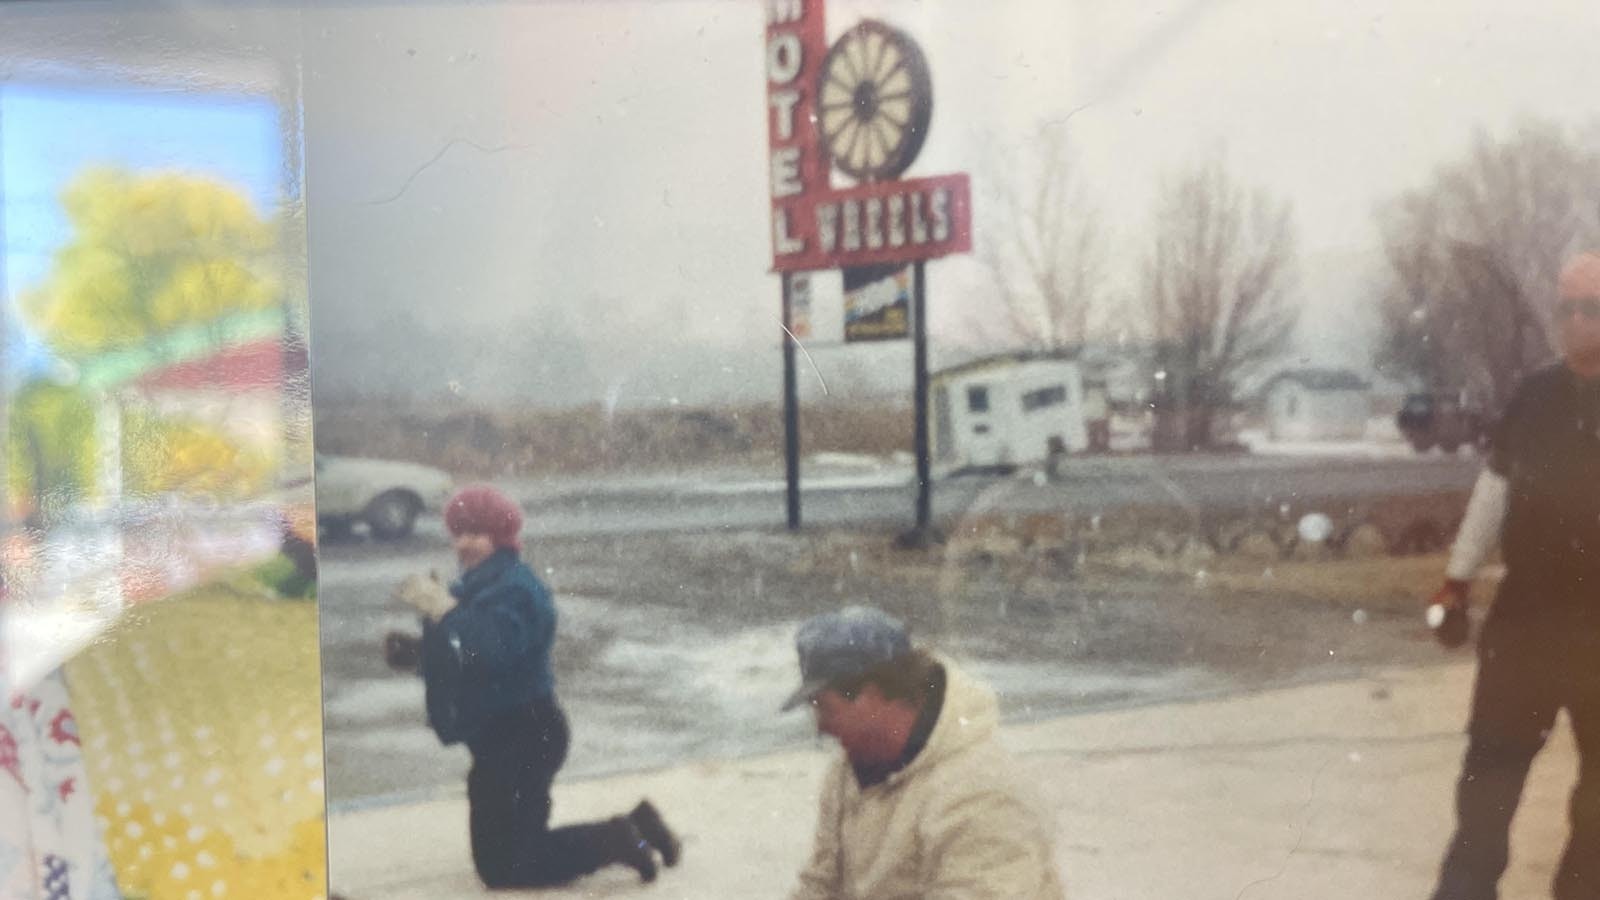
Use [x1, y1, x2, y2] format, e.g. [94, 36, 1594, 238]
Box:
[64, 591, 325, 900]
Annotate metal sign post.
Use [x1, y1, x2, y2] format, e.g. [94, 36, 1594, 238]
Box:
[781, 272, 802, 530]
[767, 0, 827, 532]
[911, 260, 933, 537]
[763, 1, 970, 537]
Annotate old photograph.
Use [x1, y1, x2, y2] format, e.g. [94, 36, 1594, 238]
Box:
[4, 1, 1599, 899]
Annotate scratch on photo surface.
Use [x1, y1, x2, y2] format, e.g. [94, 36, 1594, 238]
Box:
[362, 137, 530, 206]
[1040, 101, 1095, 131]
[779, 321, 829, 396]
[1233, 752, 1337, 900]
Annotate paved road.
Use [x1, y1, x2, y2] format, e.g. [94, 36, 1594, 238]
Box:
[394, 453, 1482, 544]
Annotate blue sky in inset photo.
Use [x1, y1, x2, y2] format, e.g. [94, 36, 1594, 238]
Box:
[1, 82, 282, 378]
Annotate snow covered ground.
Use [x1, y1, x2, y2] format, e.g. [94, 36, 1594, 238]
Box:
[1238, 416, 1481, 461]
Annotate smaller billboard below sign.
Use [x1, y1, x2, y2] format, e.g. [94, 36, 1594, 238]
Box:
[788, 273, 813, 339]
[843, 262, 911, 342]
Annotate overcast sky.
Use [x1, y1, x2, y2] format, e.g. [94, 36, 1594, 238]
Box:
[6, 1, 1600, 407]
[293, 0, 1600, 406]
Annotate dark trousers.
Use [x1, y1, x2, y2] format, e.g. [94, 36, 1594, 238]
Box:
[1431, 610, 1600, 900]
[466, 697, 622, 888]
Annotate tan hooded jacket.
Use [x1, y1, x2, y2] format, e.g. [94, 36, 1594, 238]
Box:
[789, 659, 1066, 900]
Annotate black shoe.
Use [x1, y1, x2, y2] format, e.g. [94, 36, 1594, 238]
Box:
[611, 817, 658, 883]
[630, 799, 681, 868]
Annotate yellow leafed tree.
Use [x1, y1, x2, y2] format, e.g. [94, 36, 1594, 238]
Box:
[4, 380, 98, 522]
[24, 167, 280, 358]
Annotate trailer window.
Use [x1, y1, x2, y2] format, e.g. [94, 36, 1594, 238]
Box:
[1021, 385, 1066, 412]
[967, 386, 990, 413]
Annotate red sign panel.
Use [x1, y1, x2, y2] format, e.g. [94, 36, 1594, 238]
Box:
[777, 174, 971, 272]
[766, 0, 829, 265]
[764, 1, 972, 273]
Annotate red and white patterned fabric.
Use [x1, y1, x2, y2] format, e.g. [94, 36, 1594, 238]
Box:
[0, 660, 121, 899]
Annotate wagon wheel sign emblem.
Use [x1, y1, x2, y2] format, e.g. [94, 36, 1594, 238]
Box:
[818, 19, 934, 183]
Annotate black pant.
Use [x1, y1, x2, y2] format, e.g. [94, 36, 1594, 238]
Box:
[1431, 609, 1600, 900]
[466, 697, 622, 888]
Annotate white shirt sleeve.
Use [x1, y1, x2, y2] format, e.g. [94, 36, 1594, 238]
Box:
[1446, 468, 1509, 581]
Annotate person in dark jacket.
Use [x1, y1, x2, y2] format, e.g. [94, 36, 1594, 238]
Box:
[1425, 252, 1600, 900]
[385, 484, 680, 888]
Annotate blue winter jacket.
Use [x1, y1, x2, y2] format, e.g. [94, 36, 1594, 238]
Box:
[419, 547, 557, 747]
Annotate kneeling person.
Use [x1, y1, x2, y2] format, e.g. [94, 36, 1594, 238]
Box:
[386, 485, 680, 888]
[781, 606, 1065, 900]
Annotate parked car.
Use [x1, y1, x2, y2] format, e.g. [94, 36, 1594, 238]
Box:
[1396, 392, 1487, 453]
[314, 454, 453, 540]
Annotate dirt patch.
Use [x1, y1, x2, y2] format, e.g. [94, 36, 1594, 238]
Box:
[1082, 552, 1457, 613]
[532, 525, 1450, 689]
[312, 400, 911, 477]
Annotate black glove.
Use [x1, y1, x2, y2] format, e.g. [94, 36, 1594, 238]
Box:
[384, 631, 422, 673]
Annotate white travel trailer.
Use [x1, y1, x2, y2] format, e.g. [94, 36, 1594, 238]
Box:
[931, 354, 1090, 472]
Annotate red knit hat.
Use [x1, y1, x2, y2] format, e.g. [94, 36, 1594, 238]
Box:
[443, 485, 523, 549]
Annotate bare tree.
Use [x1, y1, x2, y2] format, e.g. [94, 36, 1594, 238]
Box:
[974, 129, 1108, 351]
[1141, 157, 1298, 450]
[1377, 120, 1600, 410]
[1377, 192, 1460, 392]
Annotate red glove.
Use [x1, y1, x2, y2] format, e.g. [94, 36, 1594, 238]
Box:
[1425, 579, 1471, 649]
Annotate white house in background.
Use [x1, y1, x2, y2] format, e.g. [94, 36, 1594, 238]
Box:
[1261, 368, 1372, 441]
[931, 353, 1089, 471]
[126, 338, 286, 455]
